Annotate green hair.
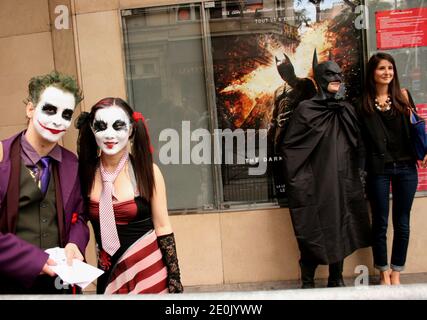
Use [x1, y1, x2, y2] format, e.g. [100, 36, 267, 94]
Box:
[26, 71, 83, 105]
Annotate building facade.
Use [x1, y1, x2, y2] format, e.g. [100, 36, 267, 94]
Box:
[1, 0, 426, 289]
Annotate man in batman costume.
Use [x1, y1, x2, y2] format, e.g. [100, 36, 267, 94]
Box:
[281, 51, 371, 288]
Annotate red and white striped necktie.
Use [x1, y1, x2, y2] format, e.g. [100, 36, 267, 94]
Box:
[99, 152, 129, 256]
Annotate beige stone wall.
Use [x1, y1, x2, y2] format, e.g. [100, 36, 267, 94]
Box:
[73, 10, 127, 111]
[0, 0, 53, 140]
[0, 0, 81, 152]
[174, 202, 427, 287]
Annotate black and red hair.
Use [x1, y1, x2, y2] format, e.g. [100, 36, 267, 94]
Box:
[76, 97, 155, 201]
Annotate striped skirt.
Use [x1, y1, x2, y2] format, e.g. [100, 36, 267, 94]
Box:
[104, 229, 168, 294]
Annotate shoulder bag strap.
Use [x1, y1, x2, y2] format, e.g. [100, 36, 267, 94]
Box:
[401, 88, 417, 111]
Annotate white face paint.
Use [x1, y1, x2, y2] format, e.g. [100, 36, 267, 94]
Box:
[32, 86, 76, 142]
[92, 106, 131, 155]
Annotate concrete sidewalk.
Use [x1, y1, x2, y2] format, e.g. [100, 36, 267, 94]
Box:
[79, 272, 427, 295]
[71, 272, 427, 297]
[3, 282, 427, 300]
[180, 283, 427, 300]
[184, 272, 427, 293]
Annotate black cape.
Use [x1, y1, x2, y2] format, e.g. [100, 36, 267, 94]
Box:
[282, 98, 371, 265]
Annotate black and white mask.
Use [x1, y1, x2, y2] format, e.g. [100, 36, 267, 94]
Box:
[32, 86, 76, 142]
[92, 106, 131, 155]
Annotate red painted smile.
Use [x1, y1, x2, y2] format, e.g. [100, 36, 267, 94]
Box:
[104, 142, 117, 149]
[38, 121, 65, 134]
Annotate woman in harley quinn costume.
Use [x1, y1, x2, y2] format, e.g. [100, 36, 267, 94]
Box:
[76, 97, 183, 294]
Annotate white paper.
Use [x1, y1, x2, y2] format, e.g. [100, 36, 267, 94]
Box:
[45, 247, 104, 289]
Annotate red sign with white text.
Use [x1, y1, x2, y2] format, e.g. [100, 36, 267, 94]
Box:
[416, 104, 427, 191]
[376, 7, 427, 50]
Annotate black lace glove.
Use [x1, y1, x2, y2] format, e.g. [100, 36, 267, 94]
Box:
[157, 233, 184, 293]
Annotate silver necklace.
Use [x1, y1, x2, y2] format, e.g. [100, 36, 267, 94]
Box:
[375, 96, 392, 112]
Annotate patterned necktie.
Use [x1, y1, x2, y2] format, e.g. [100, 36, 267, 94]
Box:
[39, 156, 51, 195]
[99, 152, 129, 256]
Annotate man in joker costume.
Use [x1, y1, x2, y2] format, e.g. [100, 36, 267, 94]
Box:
[0, 71, 89, 293]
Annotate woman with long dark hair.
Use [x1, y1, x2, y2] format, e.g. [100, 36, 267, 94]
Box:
[360, 52, 427, 285]
[76, 97, 183, 294]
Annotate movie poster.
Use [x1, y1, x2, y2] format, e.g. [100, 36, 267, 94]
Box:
[209, 0, 364, 205]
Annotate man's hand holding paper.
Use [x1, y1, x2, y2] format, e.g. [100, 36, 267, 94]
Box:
[45, 247, 104, 289]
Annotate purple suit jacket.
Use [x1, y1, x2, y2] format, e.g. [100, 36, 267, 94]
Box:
[0, 132, 89, 288]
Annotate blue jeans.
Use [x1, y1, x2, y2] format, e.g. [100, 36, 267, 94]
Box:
[367, 161, 418, 272]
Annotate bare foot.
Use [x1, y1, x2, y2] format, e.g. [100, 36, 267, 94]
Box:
[390, 271, 401, 285]
[379, 270, 391, 285]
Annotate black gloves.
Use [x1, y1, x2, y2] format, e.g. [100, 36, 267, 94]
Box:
[157, 233, 184, 293]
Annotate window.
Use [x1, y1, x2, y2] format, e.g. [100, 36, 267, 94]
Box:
[122, 1, 366, 212]
[176, 4, 201, 22]
[123, 5, 214, 212]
